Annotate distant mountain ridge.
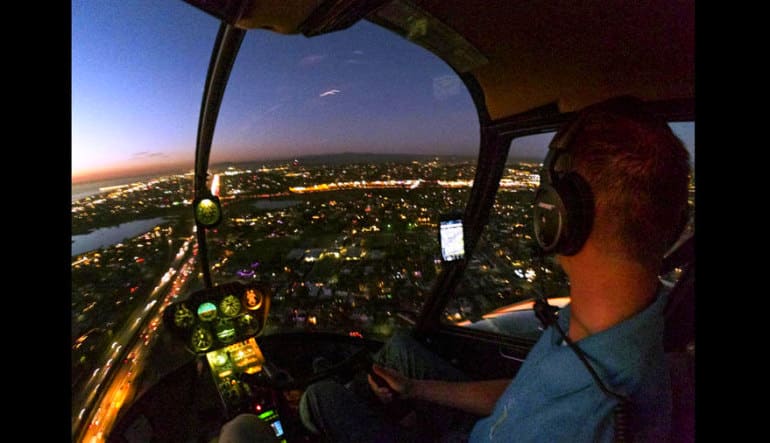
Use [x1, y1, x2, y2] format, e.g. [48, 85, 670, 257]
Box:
[291, 152, 472, 165]
[77, 152, 541, 188]
[211, 152, 539, 169]
[211, 152, 473, 169]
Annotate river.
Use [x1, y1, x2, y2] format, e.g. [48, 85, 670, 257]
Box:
[253, 200, 302, 210]
[72, 217, 169, 257]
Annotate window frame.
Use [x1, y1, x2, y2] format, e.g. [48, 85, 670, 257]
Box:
[415, 108, 694, 350]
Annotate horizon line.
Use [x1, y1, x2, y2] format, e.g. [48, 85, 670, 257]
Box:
[73, 151, 542, 185]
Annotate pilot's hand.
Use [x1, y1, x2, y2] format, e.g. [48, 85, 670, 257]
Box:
[367, 364, 414, 404]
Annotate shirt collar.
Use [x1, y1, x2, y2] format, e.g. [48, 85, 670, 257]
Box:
[552, 290, 668, 383]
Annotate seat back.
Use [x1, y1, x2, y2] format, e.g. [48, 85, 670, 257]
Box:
[661, 233, 695, 443]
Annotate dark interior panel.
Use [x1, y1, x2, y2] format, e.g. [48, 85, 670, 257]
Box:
[416, 327, 534, 380]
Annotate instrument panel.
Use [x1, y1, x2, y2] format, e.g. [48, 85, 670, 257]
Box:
[163, 281, 271, 354]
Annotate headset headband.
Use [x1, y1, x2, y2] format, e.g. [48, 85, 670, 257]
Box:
[543, 112, 583, 183]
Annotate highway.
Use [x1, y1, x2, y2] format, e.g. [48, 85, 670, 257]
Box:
[73, 235, 197, 443]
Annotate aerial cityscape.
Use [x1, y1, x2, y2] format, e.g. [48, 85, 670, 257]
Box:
[71, 154, 576, 439]
[71, 3, 695, 442]
[71, 150, 695, 441]
[71, 155, 563, 383]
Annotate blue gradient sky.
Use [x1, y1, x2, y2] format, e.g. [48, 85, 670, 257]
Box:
[72, 0, 693, 183]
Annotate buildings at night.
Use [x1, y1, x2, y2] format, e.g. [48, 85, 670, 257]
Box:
[72, 155, 695, 440]
[71, 156, 566, 388]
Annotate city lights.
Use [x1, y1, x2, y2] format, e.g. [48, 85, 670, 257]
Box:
[72, 158, 582, 442]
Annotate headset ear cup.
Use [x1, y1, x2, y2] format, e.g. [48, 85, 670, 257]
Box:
[555, 172, 594, 256]
[533, 184, 567, 253]
[535, 115, 594, 255]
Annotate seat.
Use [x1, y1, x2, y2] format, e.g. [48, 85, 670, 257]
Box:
[661, 232, 695, 443]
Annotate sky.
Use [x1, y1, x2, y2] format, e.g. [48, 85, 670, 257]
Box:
[72, 0, 694, 184]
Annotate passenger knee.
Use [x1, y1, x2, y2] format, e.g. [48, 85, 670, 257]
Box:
[379, 332, 415, 357]
[300, 380, 344, 434]
[218, 413, 273, 443]
[302, 379, 341, 405]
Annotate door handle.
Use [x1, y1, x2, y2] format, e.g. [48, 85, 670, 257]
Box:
[498, 346, 525, 362]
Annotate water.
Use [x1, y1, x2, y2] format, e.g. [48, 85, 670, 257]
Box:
[71, 171, 189, 202]
[72, 217, 168, 256]
[72, 184, 105, 202]
[253, 200, 301, 210]
[72, 176, 147, 202]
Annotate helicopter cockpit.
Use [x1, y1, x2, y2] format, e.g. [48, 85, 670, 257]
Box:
[72, 1, 695, 442]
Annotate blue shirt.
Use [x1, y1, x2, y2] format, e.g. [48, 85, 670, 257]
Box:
[469, 294, 671, 442]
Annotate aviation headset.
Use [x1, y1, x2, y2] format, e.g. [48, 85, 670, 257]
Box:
[533, 113, 595, 256]
[533, 109, 690, 257]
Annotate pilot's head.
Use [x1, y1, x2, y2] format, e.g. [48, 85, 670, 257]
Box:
[548, 96, 690, 272]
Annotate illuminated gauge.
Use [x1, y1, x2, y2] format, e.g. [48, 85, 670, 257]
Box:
[215, 318, 237, 344]
[173, 304, 194, 329]
[195, 197, 221, 227]
[238, 313, 260, 335]
[197, 302, 217, 322]
[219, 295, 241, 318]
[191, 326, 214, 352]
[212, 352, 228, 367]
[242, 288, 263, 310]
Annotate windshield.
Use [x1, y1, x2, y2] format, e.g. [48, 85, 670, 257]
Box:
[199, 21, 480, 337]
[72, 1, 478, 440]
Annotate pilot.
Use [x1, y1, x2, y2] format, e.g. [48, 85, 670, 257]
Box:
[295, 95, 691, 442]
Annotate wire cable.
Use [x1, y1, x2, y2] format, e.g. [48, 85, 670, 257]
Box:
[531, 248, 631, 442]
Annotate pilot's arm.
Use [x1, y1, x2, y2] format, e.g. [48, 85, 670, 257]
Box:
[369, 364, 510, 416]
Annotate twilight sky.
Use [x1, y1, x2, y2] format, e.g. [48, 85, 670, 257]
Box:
[72, 0, 694, 183]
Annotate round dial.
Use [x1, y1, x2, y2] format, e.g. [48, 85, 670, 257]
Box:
[197, 302, 217, 322]
[191, 326, 213, 352]
[215, 318, 237, 344]
[219, 295, 241, 318]
[195, 198, 221, 226]
[238, 313, 259, 335]
[173, 304, 194, 329]
[242, 288, 263, 310]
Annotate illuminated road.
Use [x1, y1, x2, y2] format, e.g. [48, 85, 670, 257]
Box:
[73, 235, 197, 443]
